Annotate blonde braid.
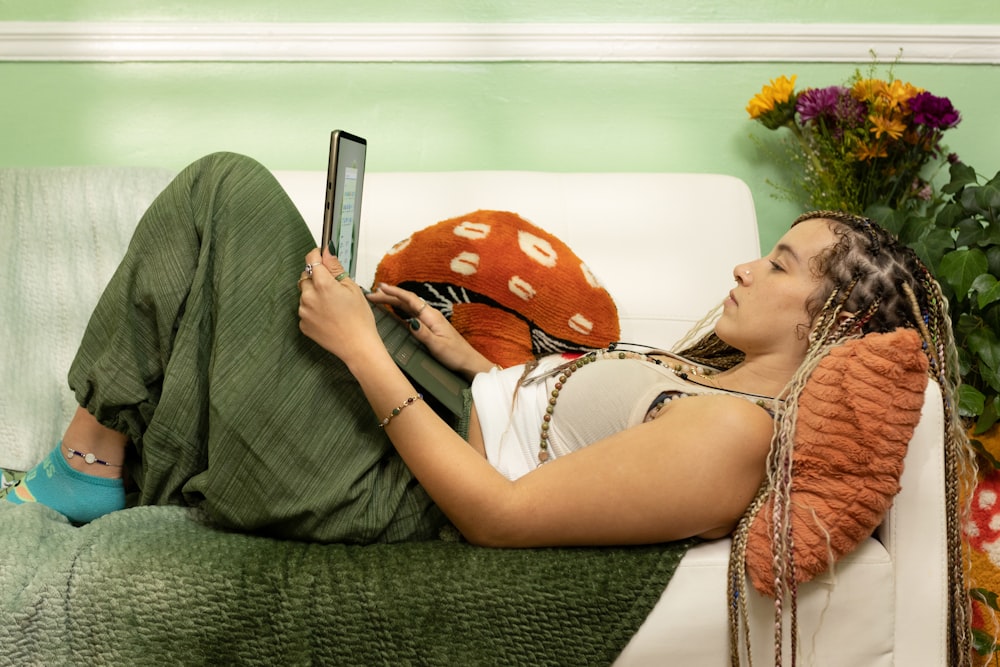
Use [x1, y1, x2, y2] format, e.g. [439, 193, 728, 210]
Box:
[802, 212, 976, 667]
[725, 329, 854, 664]
[710, 210, 976, 666]
[727, 484, 767, 666]
[754, 320, 853, 666]
[918, 276, 976, 667]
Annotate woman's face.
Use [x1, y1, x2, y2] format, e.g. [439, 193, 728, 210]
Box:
[715, 218, 837, 360]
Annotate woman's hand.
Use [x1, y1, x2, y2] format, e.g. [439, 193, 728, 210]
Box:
[297, 249, 385, 368]
[367, 283, 497, 380]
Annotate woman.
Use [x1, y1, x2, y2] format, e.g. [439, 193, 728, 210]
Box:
[3, 152, 973, 660]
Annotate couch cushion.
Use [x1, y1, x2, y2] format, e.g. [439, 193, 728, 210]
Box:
[616, 537, 894, 666]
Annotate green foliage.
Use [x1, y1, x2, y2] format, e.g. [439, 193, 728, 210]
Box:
[872, 163, 1000, 432]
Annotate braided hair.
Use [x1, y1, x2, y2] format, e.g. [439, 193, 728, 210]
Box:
[678, 210, 975, 667]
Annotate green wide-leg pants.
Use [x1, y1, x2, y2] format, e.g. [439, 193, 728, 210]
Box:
[68, 152, 445, 543]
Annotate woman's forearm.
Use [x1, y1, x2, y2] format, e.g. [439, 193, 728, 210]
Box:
[344, 348, 519, 545]
[299, 254, 519, 543]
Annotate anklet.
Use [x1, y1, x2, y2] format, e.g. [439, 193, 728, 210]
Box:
[65, 447, 123, 468]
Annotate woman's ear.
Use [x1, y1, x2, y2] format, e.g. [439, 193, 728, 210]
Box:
[804, 309, 857, 341]
[837, 310, 856, 325]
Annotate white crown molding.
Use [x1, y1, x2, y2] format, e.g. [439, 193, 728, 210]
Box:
[0, 21, 997, 64]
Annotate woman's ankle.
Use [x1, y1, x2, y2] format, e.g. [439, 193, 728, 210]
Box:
[62, 407, 127, 479]
[5, 446, 126, 523]
[61, 443, 125, 479]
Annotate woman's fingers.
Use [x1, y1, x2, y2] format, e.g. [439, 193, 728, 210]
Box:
[372, 283, 431, 317]
[300, 249, 351, 289]
[296, 249, 383, 362]
[319, 247, 350, 280]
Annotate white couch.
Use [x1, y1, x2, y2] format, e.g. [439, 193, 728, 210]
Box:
[277, 170, 946, 666]
[1, 165, 946, 665]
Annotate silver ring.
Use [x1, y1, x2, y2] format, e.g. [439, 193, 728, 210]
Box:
[416, 299, 427, 314]
[305, 263, 315, 278]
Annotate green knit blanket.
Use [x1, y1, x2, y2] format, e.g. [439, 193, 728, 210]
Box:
[0, 503, 692, 665]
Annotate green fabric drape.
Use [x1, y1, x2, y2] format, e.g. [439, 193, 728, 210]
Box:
[0, 503, 693, 666]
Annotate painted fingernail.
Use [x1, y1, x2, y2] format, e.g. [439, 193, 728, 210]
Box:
[408, 318, 420, 331]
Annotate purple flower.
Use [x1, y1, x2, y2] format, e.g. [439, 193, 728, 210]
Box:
[796, 86, 843, 122]
[796, 86, 866, 127]
[909, 92, 961, 130]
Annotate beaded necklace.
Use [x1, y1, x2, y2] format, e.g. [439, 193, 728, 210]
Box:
[533, 343, 721, 467]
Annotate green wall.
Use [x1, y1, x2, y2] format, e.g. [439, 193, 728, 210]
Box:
[1, 1, 998, 250]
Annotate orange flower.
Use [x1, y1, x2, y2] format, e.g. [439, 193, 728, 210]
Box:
[746, 67, 960, 212]
[852, 78, 887, 104]
[870, 113, 907, 140]
[886, 79, 923, 110]
[856, 141, 889, 161]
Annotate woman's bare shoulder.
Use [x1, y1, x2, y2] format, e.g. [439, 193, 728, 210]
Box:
[653, 394, 774, 456]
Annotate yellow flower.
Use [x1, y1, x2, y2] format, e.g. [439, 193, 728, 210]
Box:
[869, 113, 907, 140]
[746, 75, 797, 119]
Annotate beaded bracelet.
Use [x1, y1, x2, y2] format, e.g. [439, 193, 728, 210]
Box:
[377, 394, 424, 429]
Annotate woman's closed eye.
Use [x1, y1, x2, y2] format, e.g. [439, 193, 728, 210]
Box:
[769, 260, 785, 272]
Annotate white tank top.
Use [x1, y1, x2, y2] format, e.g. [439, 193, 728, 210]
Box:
[471, 352, 773, 481]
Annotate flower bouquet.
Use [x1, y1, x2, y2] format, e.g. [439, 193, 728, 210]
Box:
[746, 70, 961, 214]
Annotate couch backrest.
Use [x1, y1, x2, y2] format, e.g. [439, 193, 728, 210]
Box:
[274, 170, 761, 350]
[876, 381, 949, 665]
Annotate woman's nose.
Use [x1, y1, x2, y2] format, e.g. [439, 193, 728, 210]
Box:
[734, 263, 752, 284]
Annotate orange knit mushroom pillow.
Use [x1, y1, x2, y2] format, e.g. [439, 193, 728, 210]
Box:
[745, 328, 930, 596]
[374, 210, 620, 367]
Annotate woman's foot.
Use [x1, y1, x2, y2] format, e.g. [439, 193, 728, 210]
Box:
[4, 444, 126, 524]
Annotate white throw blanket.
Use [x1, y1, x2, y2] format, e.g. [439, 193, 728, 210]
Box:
[0, 167, 175, 470]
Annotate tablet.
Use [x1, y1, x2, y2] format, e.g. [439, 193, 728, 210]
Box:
[320, 130, 366, 277]
[318, 130, 470, 416]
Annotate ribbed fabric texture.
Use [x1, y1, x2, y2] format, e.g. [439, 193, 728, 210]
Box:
[66, 152, 443, 544]
[745, 329, 929, 595]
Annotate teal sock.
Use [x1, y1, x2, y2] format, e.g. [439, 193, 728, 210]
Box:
[4, 444, 125, 524]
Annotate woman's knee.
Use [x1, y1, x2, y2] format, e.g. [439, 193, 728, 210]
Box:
[186, 151, 273, 185]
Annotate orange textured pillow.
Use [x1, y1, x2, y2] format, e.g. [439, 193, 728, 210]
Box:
[745, 328, 929, 596]
[374, 210, 620, 367]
